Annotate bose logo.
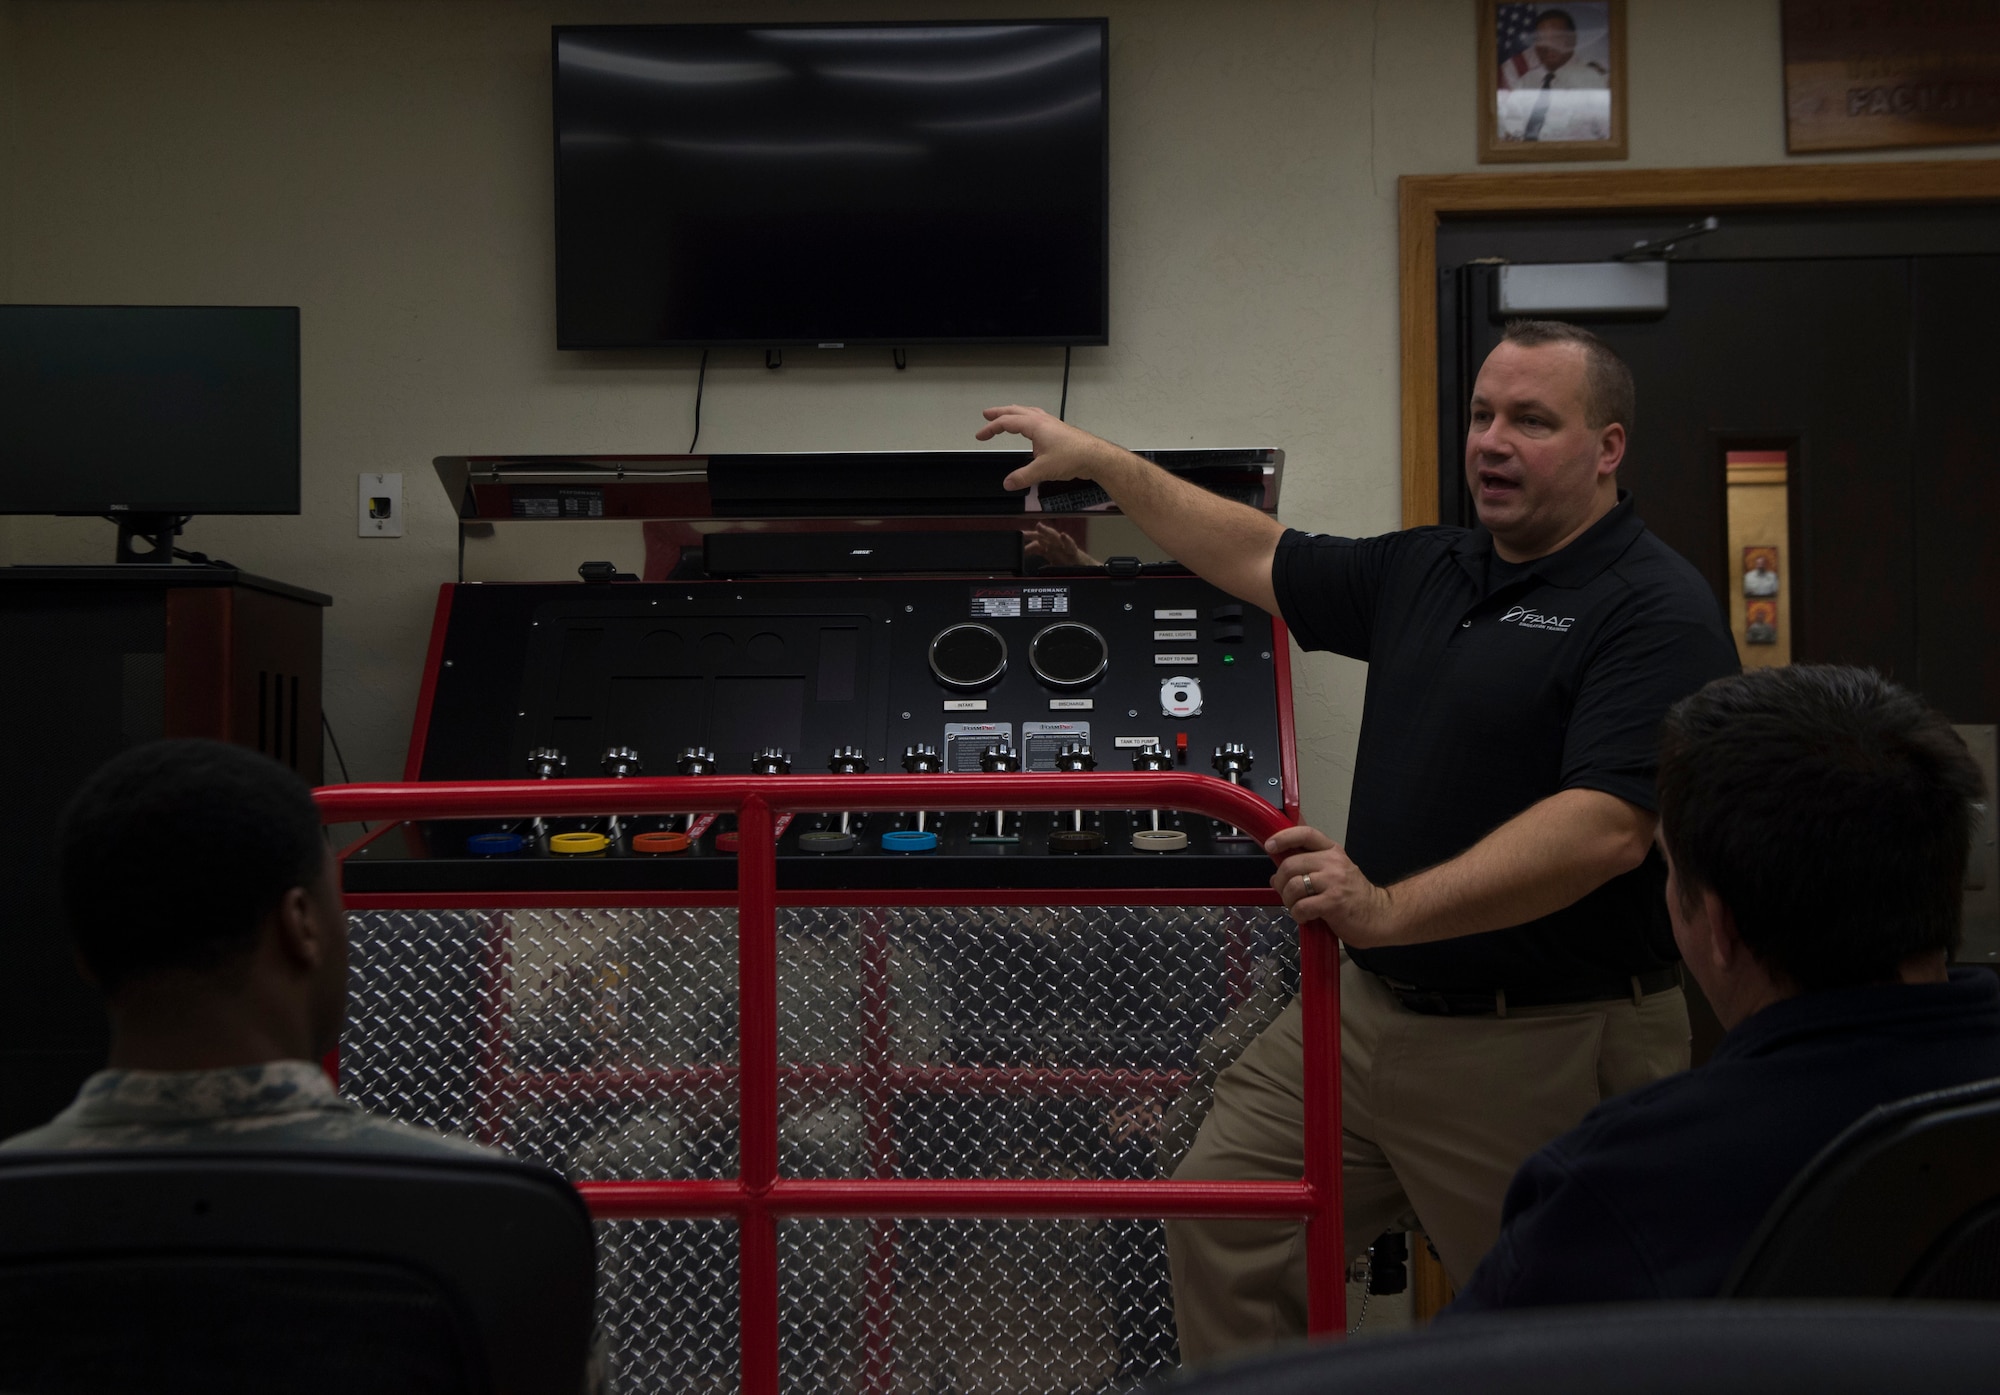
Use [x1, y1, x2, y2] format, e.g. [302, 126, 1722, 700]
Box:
[850, 549, 873, 556]
[1500, 605, 1576, 633]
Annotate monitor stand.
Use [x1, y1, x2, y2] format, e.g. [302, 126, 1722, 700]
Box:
[112, 512, 186, 565]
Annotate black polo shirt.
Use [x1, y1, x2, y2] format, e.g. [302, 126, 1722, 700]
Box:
[1271, 493, 1738, 993]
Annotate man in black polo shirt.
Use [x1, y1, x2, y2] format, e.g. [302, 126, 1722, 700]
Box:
[1450, 665, 1999, 1308]
[977, 320, 1737, 1364]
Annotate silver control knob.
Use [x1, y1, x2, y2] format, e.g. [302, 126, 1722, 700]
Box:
[979, 743, 1021, 773]
[1212, 742, 1253, 783]
[600, 746, 643, 779]
[1055, 743, 1097, 773]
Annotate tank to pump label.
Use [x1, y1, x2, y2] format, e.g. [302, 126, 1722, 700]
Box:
[1115, 735, 1161, 749]
[1160, 676, 1204, 718]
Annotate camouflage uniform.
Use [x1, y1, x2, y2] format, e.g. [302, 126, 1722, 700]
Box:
[0, 1060, 490, 1158]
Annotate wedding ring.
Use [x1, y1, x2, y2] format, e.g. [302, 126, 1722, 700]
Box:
[1300, 872, 1315, 895]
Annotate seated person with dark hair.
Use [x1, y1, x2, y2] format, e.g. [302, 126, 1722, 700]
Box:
[1451, 664, 2000, 1309]
[4, 739, 480, 1157]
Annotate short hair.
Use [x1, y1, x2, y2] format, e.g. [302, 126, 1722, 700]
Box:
[1501, 319, 1636, 434]
[1657, 666, 1984, 991]
[1535, 8, 1579, 34]
[59, 740, 327, 992]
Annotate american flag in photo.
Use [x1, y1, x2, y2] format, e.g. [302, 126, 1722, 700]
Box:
[1496, 4, 1542, 90]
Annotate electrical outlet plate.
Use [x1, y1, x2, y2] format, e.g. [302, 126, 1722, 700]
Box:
[359, 472, 404, 538]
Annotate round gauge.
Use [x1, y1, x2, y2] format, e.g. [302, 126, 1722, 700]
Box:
[929, 623, 1008, 689]
[1029, 622, 1109, 688]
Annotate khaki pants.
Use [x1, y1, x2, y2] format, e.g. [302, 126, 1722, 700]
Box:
[1166, 956, 1689, 1367]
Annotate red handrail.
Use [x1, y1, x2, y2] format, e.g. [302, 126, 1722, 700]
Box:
[318, 771, 1344, 1387]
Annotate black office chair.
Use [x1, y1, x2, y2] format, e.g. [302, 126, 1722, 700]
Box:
[1722, 1075, 2000, 1298]
[0, 1148, 595, 1395]
[1159, 1303, 2000, 1394]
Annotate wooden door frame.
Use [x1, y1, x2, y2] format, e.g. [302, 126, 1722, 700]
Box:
[1398, 159, 2000, 529]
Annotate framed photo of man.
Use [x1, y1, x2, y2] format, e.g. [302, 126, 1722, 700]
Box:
[1480, 1, 1628, 163]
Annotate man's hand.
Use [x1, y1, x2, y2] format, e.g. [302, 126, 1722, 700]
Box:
[978, 404, 1116, 492]
[1266, 824, 1399, 947]
[978, 402, 1286, 615]
[1024, 522, 1098, 568]
[1264, 790, 1656, 952]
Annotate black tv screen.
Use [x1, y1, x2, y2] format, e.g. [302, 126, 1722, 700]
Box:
[553, 21, 1109, 348]
[0, 305, 300, 515]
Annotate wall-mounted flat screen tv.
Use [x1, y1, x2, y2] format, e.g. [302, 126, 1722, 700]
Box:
[553, 20, 1109, 349]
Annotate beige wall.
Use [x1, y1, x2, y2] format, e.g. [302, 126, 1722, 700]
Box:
[2, 1, 1995, 832]
[0, 2, 15, 300]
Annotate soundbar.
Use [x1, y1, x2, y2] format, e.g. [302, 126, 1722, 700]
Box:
[703, 530, 1024, 577]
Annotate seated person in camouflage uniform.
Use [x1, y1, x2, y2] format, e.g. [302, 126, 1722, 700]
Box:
[3, 739, 481, 1157]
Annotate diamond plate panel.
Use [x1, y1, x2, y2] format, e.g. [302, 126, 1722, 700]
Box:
[781, 1217, 1178, 1394]
[344, 907, 741, 1178]
[598, 1219, 738, 1395]
[341, 902, 1296, 1391]
[775, 906, 1295, 1181]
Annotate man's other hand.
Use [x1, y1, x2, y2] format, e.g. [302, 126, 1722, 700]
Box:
[978, 405, 1113, 491]
[1267, 824, 1398, 946]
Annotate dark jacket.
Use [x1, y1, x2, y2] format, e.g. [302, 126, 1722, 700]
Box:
[1450, 969, 2000, 1310]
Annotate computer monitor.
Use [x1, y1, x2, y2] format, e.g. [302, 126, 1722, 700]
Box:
[0, 304, 301, 563]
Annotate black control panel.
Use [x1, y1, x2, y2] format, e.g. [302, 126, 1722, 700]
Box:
[344, 575, 1290, 894]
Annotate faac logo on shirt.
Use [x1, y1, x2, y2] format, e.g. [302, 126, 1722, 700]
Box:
[1499, 604, 1576, 633]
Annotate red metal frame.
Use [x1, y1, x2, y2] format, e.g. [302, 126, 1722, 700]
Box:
[317, 772, 1342, 1389]
[1270, 616, 1304, 825]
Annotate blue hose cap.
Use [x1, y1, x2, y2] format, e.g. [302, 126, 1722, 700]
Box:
[467, 831, 525, 857]
[881, 829, 938, 853]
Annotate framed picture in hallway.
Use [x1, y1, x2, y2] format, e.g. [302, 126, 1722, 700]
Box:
[1480, 1, 1628, 163]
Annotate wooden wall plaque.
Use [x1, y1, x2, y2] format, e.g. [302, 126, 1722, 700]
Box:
[1783, 0, 2000, 153]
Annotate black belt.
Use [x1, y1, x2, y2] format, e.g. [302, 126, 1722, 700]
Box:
[1379, 966, 1680, 1018]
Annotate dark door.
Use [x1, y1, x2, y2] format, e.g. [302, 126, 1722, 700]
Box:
[1446, 255, 2000, 726]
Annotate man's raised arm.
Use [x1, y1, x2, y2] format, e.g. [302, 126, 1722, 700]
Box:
[979, 405, 1284, 616]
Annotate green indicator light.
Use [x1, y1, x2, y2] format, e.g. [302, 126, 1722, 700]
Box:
[1223, 653, 1236, 664]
